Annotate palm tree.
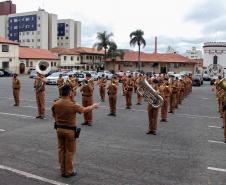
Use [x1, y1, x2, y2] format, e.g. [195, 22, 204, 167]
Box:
[129, 29, 146, 71]
[93, 31, 113, 70]
[107, 42, 124, 73]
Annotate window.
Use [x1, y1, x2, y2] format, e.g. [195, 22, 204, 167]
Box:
[64, 56, 67, 61]
[66, 37, 69, 39]
[30, 61, 33, 67]
[77, 57, 80, 61]
[37, 24, 40, 27]
[26, 60, 29, 67]
[27, 39, 30, 42]
[14, 26, 18, 29]
[51, 62, 53, 67]
[38, 16, 40, 20]
[61, 37, 63, 40]
[66, 24, 69, 27]
[37, 31, 40, 35]
[32, 39, 34, 42]
[37, 39, 41, 42]
[54, 62, 56, 66]
[71, 56, 73, 61]
[2, 45, 9, 52]
[213, 55, 218, 65]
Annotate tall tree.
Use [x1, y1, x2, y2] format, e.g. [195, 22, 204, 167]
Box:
[107, 42, 124, 72]
[93, 31, 113, 70]
[129, 30, 146, 71]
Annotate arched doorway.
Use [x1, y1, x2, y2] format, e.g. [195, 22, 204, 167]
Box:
[20, 63, 25, 74]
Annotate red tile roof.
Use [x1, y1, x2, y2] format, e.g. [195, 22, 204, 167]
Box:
[50, 48, 80, 55]
[0, 36, 19, 45]
[74, 47, 104, 55]
[109, 50, 197, 64]
[19, 47, 58, 60]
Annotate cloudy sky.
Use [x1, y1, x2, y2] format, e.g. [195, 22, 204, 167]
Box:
[12, 0, 226, 53]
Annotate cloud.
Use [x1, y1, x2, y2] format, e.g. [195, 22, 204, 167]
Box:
[185, 0, 226, 23]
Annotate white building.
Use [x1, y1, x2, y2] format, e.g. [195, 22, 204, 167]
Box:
[184, 47, 202, 60]
[203, 42, 226, 67]
[0, 36, 19, 73]
[0, 9, 58, 50]
[57, 19, 81, 48]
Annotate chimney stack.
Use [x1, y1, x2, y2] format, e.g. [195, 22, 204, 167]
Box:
[154, 36, 157, 54]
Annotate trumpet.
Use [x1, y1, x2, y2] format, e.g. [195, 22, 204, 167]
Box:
[137, 78, 163, 108]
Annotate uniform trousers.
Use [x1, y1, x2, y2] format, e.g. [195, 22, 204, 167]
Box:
[82, 96, 93, 123]
[36, 91, 45, 117]
[125, 91, 132, 108]
[57, 129, 76, 176]
[161, 98, 169, 120]
[109, 95, 117, 113]
[99, 87, 106, 101]
[148, 104, 159, 132]
[13, 88, 20, 106]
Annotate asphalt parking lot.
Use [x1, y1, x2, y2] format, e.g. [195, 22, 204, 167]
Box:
[0, 76, 226, 185]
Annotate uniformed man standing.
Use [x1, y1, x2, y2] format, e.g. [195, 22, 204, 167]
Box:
[125, 75, 134, 109]
[80, 73, 94, 126]
[169, 78, 178, 114]
[97, 74, 107, 102]
[147, 79, 160, 135]
[12, 74, 20, 106]
[159, 79, 171, 122]
[57, 74, 65, 98]
[52, 85, 99, 178]
[107, 76, 118, 116]
[34, 73, 46, 119]
[121, 73, 127, 96]
[136, 74, 143, 105]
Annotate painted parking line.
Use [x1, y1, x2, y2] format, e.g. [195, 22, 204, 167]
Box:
[0, 112, 35, 119]
[0, 129, 6, 132]
[207, 167, 226, 172]
[208, 126, 222, 129]
[0, 165, 68, 185]
[208, 140, 225, 144]
[0, 97, 54, 103]
[176, 113, 219, 119]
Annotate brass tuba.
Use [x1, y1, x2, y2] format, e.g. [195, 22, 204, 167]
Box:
[137, 78, 163, 108]
[36, 60, 51, 75]
[218, 78, 226, 91]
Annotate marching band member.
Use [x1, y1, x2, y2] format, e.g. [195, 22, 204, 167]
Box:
[136, 74, 143, 105]
[97, 74, 107, 102]
[107, 76, 118, 116]
[12, 73, 20, 106]
[169, 77, 178, 114]
[80, 73, 94, 126]
[57, 74, 65, 98]
[159, 79, 171, 122]
[146, 79, 160, 135]
[121, 73, 127, 96]
[52, 85, 99, 178]
[125, 75, 134, 109]
[34, 73, 46, 119]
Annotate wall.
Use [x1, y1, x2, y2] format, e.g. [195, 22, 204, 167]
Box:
[203, 46, 226, 67]
[48, 13, 57, 49]
[0, 43, 19, 73]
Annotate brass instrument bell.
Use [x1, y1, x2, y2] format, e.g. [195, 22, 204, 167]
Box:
[218, 79, 226, 91]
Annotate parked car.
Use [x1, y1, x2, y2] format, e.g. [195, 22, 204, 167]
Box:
[83, 71, 98, 80]
[104, 71, 113, 79]
[172, 73, 182, 80]
[75, 73, 86, 84]
[115, 71, 124, 82]
[46, 72, 67, 85]
[193, 74, 203, 85]
[192, 75, 202, 86]
[0, 69, 13, 77]
[203, 73, 211, 81]
[210, 76, 218, 85]
[29, 70, 37, 78]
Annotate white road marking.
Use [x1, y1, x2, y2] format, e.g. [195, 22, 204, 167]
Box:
[208, 126, 222, 129]
[0, 97, 54, 103]
[0, 129, 6, 132]
[0, 112, 35, 119]
[208, 140, 225, 144]
[0, 165, 68, 185]
[176, 113, 219, 119]
[207, 167, 226, 172]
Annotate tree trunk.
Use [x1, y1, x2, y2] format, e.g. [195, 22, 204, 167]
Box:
[104, 49, 107, 70]
[138, 45, 141, 72]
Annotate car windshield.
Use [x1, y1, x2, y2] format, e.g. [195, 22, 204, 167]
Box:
[50, 73, 61, 77]
[77, 74, 84, 78]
